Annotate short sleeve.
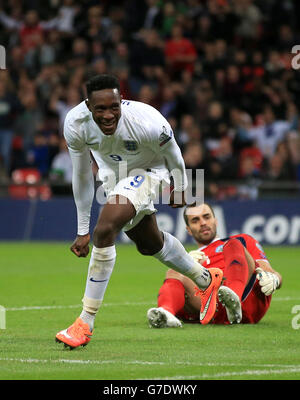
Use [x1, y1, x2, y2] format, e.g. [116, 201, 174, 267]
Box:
[147, 120, 175, 153]
[243, 234, 268, 262]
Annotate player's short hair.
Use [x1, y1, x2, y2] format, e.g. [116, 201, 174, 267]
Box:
[86, 74, 120, 98]
[183, 202, 215, 226]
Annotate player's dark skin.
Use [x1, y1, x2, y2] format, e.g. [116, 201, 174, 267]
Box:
[70, 88, 186, 258]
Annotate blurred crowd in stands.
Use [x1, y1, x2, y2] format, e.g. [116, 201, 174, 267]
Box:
[0, 0, 300, 199]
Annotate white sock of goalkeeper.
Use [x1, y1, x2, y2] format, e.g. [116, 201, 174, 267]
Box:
[80, 245, 116, 330]
[153, 231, 211, 289]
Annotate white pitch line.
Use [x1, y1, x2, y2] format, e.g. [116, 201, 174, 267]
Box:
[0, 357, 299, 370]
[5, 296, 300, 311]
[0, 358, 165, 366]
[146, 367, 300, 380]
[272, 297, 300, 302]
[6, 302, 154, 311]
[6, 305, 82, 311]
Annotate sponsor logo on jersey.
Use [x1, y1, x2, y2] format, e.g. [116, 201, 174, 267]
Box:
[124, 140, 138, 151]
[215, 245, 224, 253]
[159, 126, 173, 146]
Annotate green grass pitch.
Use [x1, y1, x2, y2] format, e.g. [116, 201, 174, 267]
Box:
[0, 242, 300, 380]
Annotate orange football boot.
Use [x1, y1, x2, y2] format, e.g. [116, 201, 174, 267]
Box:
[195, 268, 223, 325]
[55, 317, 92, 349]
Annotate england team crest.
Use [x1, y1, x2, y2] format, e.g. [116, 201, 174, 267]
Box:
[124, 140, 138, 151]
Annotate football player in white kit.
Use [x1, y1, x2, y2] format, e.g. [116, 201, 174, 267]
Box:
[55, 75, 223, 349]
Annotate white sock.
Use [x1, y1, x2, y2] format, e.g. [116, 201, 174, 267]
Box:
[80, 310, 96, 331]
[80, 245, 116, 330]
[153, 231, 211, 289]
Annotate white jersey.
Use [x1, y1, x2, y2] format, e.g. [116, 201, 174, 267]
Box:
[64, 99, 185, 191]
[64, 99, 188, 235]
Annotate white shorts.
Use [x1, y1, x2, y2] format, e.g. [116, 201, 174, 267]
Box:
[106, 172, 161, 232]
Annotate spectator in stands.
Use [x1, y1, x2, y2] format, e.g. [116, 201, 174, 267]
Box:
[54, 0, 79, 35]
[223, 64, 243, 105]
[23, 33, 57, 78]
[49, 86, 82, 134]
[14, 88, 44, 154]
[108, 42, 129, 76]
[239, 154, 261, 179]
[202, 100, 228, 149]
[26, 132, 49, 178]
[159, 84, 178, 120]
[142, 0, 162, 30]
[245, 105, 291, 161]
[206, 137, 239, 181]
[177, 114, 198, 148]
[233, 0, 263, 44]
[164, 23, 197, 79]
[50, 138, 72, 184]
[159, 1, 178, 38]
[264, 153, 291, 181]
[183, 140, 206, 170]
[129, 29, 165, 94]
[67, 37, 90, 68]
[84, 5, 112, 44]
[229, 107, 253, 151]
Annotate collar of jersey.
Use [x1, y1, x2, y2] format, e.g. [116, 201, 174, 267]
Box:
[198, 237, 220, 251]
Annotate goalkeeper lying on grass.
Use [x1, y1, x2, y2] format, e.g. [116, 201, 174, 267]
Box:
[147, 203, 282, 328]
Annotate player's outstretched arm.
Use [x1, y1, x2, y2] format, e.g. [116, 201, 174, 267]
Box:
[68, 148, 94, 257]
[64, 120, 95, 257]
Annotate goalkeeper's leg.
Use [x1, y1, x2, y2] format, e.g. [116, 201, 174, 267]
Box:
[126, 215, 223, 325]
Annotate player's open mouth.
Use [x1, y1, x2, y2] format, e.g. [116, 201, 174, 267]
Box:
[102, 121, 115, 128]
[100, 121, 116, 132]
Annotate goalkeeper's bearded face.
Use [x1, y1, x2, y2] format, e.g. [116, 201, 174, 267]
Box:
[186, 204, 217, 246]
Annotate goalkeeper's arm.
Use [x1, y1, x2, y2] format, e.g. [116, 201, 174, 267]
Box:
[255, 260, 282, 296]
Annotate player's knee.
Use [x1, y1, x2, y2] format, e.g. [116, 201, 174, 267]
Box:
[135, 235, 163, 256]
[165, 269, 183, 280]
[223, 238, 244, 252]
[136, 240, 163, 256]
[136, 245, 157, 256]
[93, 222, 119, 244]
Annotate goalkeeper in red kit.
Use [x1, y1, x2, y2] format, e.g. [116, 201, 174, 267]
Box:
[147, 203, 282, 327]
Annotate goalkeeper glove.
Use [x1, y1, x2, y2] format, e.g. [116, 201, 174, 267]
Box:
[189, 250, 208, 265]
[256, 267, 280, 296]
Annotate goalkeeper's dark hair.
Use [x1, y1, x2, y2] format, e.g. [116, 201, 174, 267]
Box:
[86, 74, 120, 98]
[183, 202, 215, 226]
